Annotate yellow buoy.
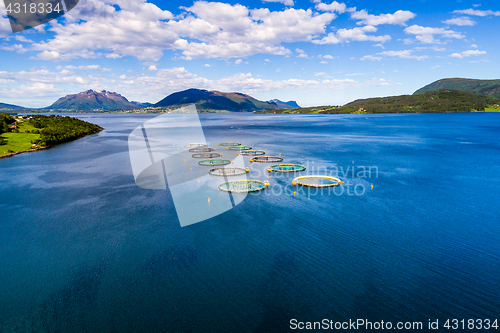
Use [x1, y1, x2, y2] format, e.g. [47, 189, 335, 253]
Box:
[190, 167, 192, 170]
[294, 191, 296, 195]
[371, 184, 373, 190]
[208, 197, 210, 203]
[198, 180, 200, 183]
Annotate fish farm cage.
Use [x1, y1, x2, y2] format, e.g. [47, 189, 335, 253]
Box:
[189, 147, 215, 152]
[184, 143, 208, 148]
[208, 167, 249, 176]
[291, 175, 343, 188]
[218, 142, 241, 146]
[240, 150, 265, 156]
[250, 156, 283, 163]
[198, 159, 231, 166]
[268, 164, 306, 173]
[192, 152, 221, 159]
[218, 180, 269, 193]
[228, 145, 252, 151]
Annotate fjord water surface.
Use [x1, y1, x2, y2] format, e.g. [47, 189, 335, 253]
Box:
[0, 112, 499, 332]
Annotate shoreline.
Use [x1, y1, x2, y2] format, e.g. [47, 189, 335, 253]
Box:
[16, 109, 499, 115]
[0, 128, 104, 160]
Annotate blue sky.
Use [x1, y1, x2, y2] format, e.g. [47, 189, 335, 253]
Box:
[0, 0, 499, 107]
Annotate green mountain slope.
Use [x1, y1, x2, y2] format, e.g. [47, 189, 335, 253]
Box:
[154, 88, 279, 112]
[46, 90, 138, 111]
[0, 102, 24, 111]
[414, 78, 500, 99]
[264, 90, 497, 114]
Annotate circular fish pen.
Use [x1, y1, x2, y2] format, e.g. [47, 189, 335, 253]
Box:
[228, 145, 252, 151]
[268, 164, 306, 173]
[240, 150, 265, 156]
[189, 147, 215, 152]
[292, 175, 343, 188]
[192, 152, 221, 159]
[208, 167, 249, 176]
[184, 143, 208, 148]
[198, 159, 231, 166]
[219, 180, 269, 193]
[219, 142, 241, 146]
[250, 156, 283, 163]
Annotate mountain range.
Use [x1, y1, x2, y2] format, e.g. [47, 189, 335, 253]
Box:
[46, 90, 139, 111]
[154, 88, 282, 112]
[0, 78, 498, 112]
[14, 88, 299, 112]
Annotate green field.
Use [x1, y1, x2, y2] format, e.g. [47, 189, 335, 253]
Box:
[0, 121, 40, 155]
[484, 108, 500, 112]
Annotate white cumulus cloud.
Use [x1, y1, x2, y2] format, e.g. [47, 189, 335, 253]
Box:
[452, 9, 500, 17]
[443, 17, 476, 26]
[315, 1, 347, 14]
[377, 50, 428, 60]
[450, 49, 486, 58]
[351, 9, 416, 26]
[313, 25, 390, 44]
[404, 25, 465, 44]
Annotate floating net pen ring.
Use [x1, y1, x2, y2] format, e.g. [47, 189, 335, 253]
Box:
[219, 142, 241, 146]
[228, 145, 252, 151]
[198, 159, 231, 166]
[239, 150, 265, 156]
[291, 175, 343, 188]
[189, 147, 215, 152]
[218, 180, 270, 193]
[208, 167, 249, 176]
[250, 156, 283, 163]
[268, 164, 306, 173]
[192, 152, 221, 159]
[184, 143, 208, 148]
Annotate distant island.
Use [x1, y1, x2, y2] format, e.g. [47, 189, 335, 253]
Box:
[0, 114, 103, 158]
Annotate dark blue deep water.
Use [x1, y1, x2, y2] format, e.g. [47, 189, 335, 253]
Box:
[1, 113, 499, 332]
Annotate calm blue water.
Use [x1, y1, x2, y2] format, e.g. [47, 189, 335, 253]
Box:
[0, 113, 499, 332]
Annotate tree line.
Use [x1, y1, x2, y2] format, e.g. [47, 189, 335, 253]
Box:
[29, 115, 103, 146]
